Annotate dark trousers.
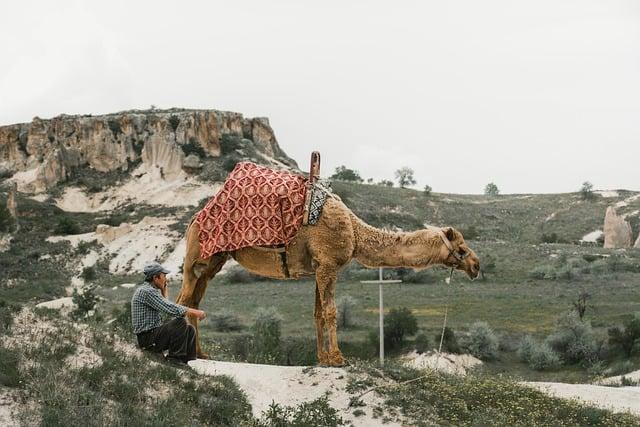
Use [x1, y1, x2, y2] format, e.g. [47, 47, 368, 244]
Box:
[136, 317, 196, 362]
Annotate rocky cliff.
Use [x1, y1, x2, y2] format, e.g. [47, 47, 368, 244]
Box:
[0, 108, 297, 192]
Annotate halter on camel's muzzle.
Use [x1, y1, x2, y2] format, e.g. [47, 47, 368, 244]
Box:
[436, 228, 470, 267]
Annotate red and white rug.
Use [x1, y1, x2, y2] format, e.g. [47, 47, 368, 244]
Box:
[196, 162, 307, 258]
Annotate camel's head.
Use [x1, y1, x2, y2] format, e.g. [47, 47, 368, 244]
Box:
[437, 227, 480, 280]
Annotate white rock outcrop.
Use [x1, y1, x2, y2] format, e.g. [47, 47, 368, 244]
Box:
[603, 206, 632, 248]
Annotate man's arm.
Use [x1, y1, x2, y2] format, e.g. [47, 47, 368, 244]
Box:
[141, 289, 188, 317]
[142, 289, 206, 320]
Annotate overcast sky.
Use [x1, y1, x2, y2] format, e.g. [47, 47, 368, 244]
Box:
[1, 1, 638, 194]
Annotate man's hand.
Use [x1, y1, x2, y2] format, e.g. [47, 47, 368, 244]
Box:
[187, 308, 207, 321]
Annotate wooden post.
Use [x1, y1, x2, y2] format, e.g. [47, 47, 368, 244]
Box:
[309, 151, 320, 184]
[379, 267, 384, 365]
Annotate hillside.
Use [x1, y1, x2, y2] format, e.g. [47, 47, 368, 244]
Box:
[1, 109, 640, 425]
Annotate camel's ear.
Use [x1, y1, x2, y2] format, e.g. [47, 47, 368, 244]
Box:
[444, 227, 455, 241]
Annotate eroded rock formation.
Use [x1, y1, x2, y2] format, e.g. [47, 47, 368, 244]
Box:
[0, 109, 296, 192]
[603, 206, 632, 248]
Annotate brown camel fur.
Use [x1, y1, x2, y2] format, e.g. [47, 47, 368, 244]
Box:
[176, 197, 480, 366]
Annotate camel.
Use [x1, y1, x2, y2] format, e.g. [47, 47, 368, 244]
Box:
[176, 196, 480, 366]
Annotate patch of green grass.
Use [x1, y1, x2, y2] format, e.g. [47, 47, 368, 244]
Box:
[352, 362, 640, 426]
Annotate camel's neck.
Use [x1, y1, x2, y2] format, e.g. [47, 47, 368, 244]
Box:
[349, 213, 444, 269]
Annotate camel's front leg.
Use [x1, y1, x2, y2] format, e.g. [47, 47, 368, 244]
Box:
[316, 265, 345, 367]
[177, 253, 227, 359]
[314, 283, 328, 365]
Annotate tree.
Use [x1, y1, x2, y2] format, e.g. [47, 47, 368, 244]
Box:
[580, 181, 595, 201]
[395, 167, 416, 188]
[330, 166, 363, 183]
[423, 185, 432, 196]
[484, 182, 499, 196]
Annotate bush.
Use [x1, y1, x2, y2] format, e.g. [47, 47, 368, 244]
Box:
[384, 307, 418, 350]
[336, 295, 357, 328]
[517, 335, 561, 371]
[80, 266, 97, 281]
[423, 185, 432, 195]
[211, 309, 244, 332]
[608, 312, 640, 357]
[484, 182, 499, 196]
[589, 259, 610, 275]
[76, 240, 98, 255]
[258, 396, 344, 426]
[0, 199, 15, 233]
[414, 332, 431, 353]
[528, 265, 554, 280]
[330, 166, 363, 183]
[546, 311, 598, 365]
[54, 216, 81, 235]
[251, 307, 283, 363]
[467, 322, 499, 361]
[435, 326, 461, 354]
[0, 346, 21, 387]
[71, 286, 98, 320]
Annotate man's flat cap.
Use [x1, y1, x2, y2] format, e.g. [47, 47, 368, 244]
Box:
[143, 261, 170, 278]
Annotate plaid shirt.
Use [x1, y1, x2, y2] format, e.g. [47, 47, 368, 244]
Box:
[131, 282, 188, 334]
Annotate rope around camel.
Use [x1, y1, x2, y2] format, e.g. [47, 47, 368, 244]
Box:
[348, 268, 456, 407]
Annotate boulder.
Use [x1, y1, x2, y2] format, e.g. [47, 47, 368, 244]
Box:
[183, 154, 203, 172]
[96, 223, 133, 243]
[603, 206, 632, 248]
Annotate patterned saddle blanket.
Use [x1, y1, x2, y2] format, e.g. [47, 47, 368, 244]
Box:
[196, 162, 330, 258]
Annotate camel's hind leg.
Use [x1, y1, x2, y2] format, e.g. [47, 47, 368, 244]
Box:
[314, 283, 328, 365]
[315, 264, 345, 367]
[177, 253, 227, 358]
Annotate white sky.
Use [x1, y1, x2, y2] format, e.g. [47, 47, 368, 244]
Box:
[1, 0, 639, 194]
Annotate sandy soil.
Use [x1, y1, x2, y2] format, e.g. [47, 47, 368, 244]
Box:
[54, 165, 219, 212]
[189, 359, 402, 426]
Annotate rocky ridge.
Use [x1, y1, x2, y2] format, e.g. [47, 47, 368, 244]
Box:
[0, 108, 297, 192]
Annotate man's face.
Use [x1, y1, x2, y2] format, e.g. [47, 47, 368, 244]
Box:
[153, 272, 167, 288]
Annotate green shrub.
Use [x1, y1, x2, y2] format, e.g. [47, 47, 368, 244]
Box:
[168, 115, 180, 132]
[608, 312, 640, 357]
[211, 309, 244, 332]
[80, 266, 97, 281]
[384, 307, 418, 350]
[258, 396, 344, 426]
[0, 199, 15, 233]
[435, 326, 461, 354]
[528, 265, 554, 280]
[54, 216, 81, 235]
[337, 295, 357, 328]
[330, 165, 363, 183]
[71, 286, 98, 320]
[414, 332, 431, 353]
[517, 335, 561, 371]
[0, 346, 21, 387]
[76, 239, 98, 255]
[0, 300, 19, 333]
[546, 311, 598, 365]
[467, 321, 499, 361]
[251, 307, 282, 363]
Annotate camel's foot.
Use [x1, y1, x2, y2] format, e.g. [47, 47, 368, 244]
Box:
[196, 351, 209, 360]
[324, 350, 347, 367]
[317, 351, 329, 366]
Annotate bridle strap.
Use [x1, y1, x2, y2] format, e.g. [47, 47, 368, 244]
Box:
[436, 228, 470, 264]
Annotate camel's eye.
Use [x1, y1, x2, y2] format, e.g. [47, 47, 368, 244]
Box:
[457, 248, 466, 256]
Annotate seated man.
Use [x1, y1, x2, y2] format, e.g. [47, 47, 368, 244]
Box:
[131, 262, 206, 365]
